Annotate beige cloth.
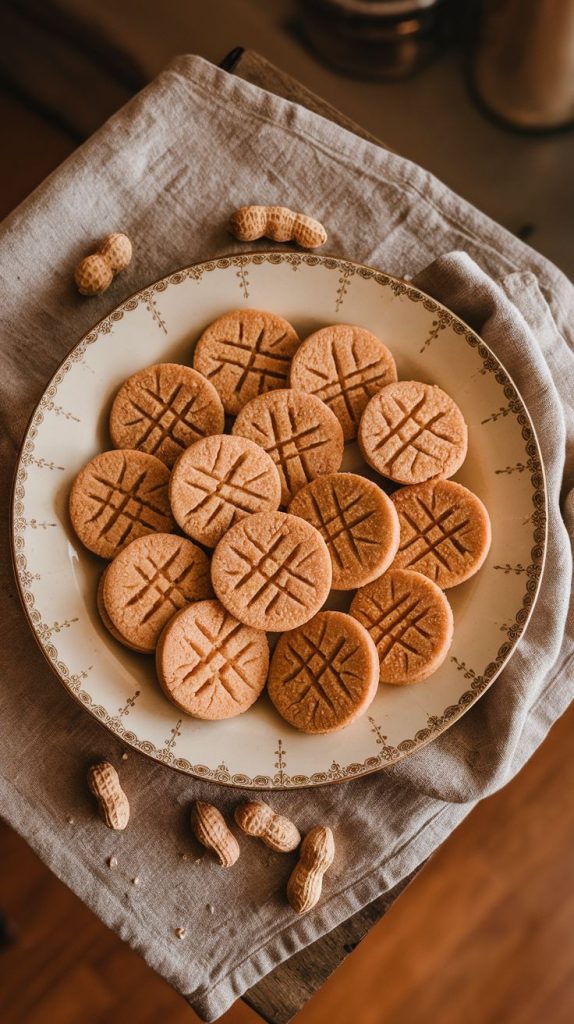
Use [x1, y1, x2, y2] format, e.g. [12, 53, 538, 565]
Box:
[1, 56, 573, 1021]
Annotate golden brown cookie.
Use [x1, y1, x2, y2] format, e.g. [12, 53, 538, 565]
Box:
[289, 324, 397, 441]
[156, 599, 269, 719]
[169, 434, 281, 548]
[390, 479, 491, 588]
[358, 380, 468, 484]
[69, 449, 174, 559]
[97, 570, 149, 653]
[192, 309, 300, 415]
[268, 611, 379, 734]
[211, 511, 332, 632]
[232, 389, 344, 504]
[102, 533, 212, 653]
[109, 363, 224, 467]
[350, 568, 453, 685]
[288, 472, 400, 590]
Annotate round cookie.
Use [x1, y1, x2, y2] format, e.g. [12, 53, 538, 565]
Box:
[350, 568, 454, 685]
[289, 324, 397, 440]
[193, 309, 300, 415]
[211, 511, 332, 632]
[97, 570, 149, 653]
[102, 533, 212, 653]
[156, 599, 269, 719]
[232, 389, 344, 505]
[390, 479, 491, 588]
[358, 380, 468, 484]
[69, 449, 174, 559]
[169, 434, 281, 548]
[288, 472, 400, 590]
[109, 363, 224, 467]
[268, 610, 379, 734]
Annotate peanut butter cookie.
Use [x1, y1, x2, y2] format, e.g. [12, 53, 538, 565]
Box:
[211, 511, 332, 632]
[232, 388, 344, 504]
[109, 363, 224, 467]
[156, 599, 269, 719]
[289, 324, 397, 440]
[350, 568, 454, 685]
[192, 309, 300, 415]
[102, 533, 212, 653]
[288, 472, 400, 590]
[358, 380, 468, 484]
[169, 434, 281, 547]
[97, 570, 149, 653]
[69, 449, 174, 559]
[390, 479, 491, 588]
[268, 610, 379, 734]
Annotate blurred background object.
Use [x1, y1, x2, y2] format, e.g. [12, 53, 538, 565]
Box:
[472, 0, 574, 131]
[0, 0, 571, 278]
[296, 0, 450, 80]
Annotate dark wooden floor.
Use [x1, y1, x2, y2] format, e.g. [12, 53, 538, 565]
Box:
[2, 85, 574, 1024]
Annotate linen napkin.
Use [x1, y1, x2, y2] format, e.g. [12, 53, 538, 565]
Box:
[0, 55, 572, 1021]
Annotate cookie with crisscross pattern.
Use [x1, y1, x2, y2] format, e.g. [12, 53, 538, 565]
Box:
[211, 511, 332, 631]
[69, 449, 174, 559]
[157, 599, 269, 719]
[193, 309, 300, 415]
[289, 324, 397, 440]
[390, 479, 491, 588]
[358, 380, 467, 484]
[288, 472, 400, 590]
[109, 363, 224, 467]
[350, 568, 453, 685]
[169, 434, 281, 547]
[268, 610, 379, 734]
[102, 533, 212, 652]
[232, 389, 344, 504]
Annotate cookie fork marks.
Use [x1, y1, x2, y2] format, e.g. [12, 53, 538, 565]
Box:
[69, 449, 174, 559]
[170, 435, 281, 547]
[233, 390, 344, 504]
[268, 610, 379, 734]
[359, 381, 467, 485]
[226, 526, 315, 615]
[390, 480, 491, 589]
[211, 511, 332, 632]
[290, 326, 397, 440]
[110, 364, 224, 468]
[127, 546, 199, 624]
[157, 600, 269, 720]
[350, 568, 454, 685]
[193, 310, 300, 415]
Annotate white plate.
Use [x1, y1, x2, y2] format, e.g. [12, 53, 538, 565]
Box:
[12, 253, 547, 789]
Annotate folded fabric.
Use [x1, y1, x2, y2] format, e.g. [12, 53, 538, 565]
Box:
[0, 55, 572, 1021]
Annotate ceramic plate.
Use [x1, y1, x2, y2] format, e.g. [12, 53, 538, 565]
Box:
[12, 252, 547, 788]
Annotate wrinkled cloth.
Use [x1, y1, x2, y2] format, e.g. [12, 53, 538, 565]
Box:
[0, 55, 572, 1021]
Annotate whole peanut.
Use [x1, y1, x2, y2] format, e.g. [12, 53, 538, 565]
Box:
[191, 801, 240, 867]
[74, 232, 132, 295]
[234, 800, 301, 853]
[287, 826, 334, 914]
[230, 205, 327, 249]
[88, 761, 130, 831]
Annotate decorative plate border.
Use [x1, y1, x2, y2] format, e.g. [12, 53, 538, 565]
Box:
[11, 252, 547, 788]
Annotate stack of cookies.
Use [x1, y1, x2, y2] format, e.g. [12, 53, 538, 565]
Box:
[69, 309, 491, 735]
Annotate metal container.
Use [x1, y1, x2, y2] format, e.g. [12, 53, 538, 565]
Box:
[297, 0, 447, 79]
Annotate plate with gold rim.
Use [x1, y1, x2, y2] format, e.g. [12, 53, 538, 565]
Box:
[11, 252, 547, 789]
